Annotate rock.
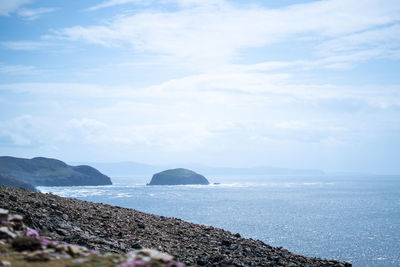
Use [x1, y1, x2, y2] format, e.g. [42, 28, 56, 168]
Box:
[0, 209, 9, 221]
[11, 237, 42, 251]
[8, 214, 23, 222]
[73, 258, 89, 264]
[127, 249, 174, 263]
[0, 261, 11, 266]
[56, 228, 69, 236]
[148, 168, 210, 185]
[67, 245, 83, 257]
[221, 239, 232, 246]
[0, 227, 17, 240]
[62, 214, 69, 220]
[132, 243, 142, 249]
[137, 223, 146, 229]
[25, 250, 51, 261]
[8, 214, 24, 230]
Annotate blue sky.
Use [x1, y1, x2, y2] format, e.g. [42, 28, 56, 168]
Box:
[0, 0, 400, 173]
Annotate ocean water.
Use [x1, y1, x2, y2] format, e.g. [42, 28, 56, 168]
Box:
[38, 175, 400, 267]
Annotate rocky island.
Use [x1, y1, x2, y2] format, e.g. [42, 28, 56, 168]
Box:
[148, 168, 210, 185]
[0, 185, 351, 266]
[0, 156, 112, 188]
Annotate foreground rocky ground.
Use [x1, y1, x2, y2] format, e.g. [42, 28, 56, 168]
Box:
[0, 186, 351, 266]
[0, 206, 183, 266]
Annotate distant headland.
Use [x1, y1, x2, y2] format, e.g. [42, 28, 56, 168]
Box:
[148, 168, 210, 185]
[0, 156, 112, 190]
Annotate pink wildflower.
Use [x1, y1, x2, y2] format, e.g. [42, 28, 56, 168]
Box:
[26, 229, 39, 238]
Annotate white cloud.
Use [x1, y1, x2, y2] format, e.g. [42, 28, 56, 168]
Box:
[50, 0, 400, 70]
[0, 41, 52, 51]
[87, 0, 224, 11]
[0, 0, 56, 19]
[87, 0, 145, 11]
[0, 63, 38, 75]
[0, 0, 30, 16]
[1, 76, 399, 169]
[0, 115, 44, 147]
[17, 7, 57, 20]
[1, 69, 400, 108]
[318, 24, 400, 61]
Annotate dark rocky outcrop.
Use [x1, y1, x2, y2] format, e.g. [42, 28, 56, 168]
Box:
[0, 171, 37, 191]
[0, 186, 351, 267]
[148, 168, 209, 185]
[0, 156, 112, 186]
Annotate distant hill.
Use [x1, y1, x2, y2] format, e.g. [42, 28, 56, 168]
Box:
[0, 156, 112, 186]
[0, 171, 37, 191]
[185, 165, 325, 176]
[148, 168, 210, 185]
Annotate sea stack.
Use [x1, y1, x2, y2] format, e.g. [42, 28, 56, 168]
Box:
[148, 168, 210, 185]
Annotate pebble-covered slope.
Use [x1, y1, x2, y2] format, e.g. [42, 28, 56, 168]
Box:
[0, 186, 351, 267]
[0, 207, 183, 266]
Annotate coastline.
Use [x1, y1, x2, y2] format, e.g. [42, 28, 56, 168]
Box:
[0, 186, 351, 266]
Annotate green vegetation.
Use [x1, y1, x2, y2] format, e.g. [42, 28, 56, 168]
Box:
[0, 156, 112, 187]
[0, 172, 37, 191]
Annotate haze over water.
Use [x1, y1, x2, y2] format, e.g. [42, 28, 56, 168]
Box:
[39, 174, 400, 267]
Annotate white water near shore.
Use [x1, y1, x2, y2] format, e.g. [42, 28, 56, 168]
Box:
[38, 175, 400, 267]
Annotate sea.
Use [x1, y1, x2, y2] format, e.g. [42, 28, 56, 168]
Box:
[38, 175, 400, 267]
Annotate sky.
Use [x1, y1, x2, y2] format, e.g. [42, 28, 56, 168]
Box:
[0, 0, 399, 173]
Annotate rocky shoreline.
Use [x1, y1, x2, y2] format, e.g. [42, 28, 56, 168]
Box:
[0, 186, 351, 266]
